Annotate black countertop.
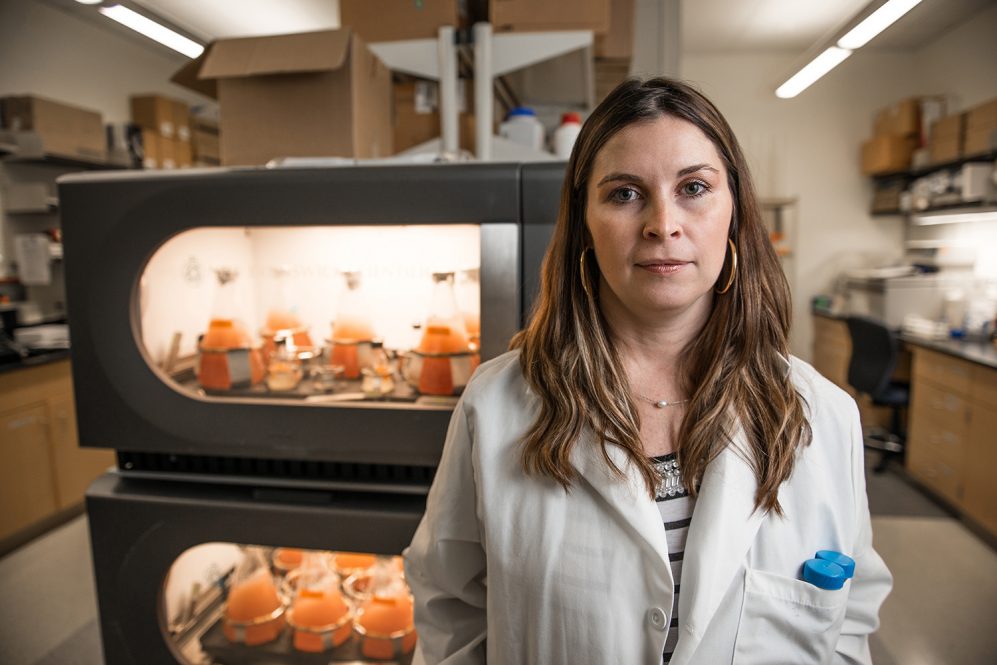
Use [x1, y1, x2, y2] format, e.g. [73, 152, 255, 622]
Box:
[899, 334, 997, 370]
[813, 309, 997, 371]
[0, 348, 71, 376]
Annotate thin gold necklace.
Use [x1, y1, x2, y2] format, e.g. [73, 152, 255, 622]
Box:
[633, 393, 689, 409]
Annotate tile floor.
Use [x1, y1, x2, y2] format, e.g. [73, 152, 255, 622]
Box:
[1, 456, 995, 665]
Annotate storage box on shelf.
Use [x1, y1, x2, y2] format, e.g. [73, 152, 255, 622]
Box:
[480, 0, 610, 33]
[190, 115, 221, 166]
[906, 346, 997, 537]
[594, 0, 634, 59]
[0, 95, 106, 163]
[172, 29, 393, 166]
[130, 94, 192, 170]
[394, 77, 474, 153]
[929, 112, 965, 164]
[340, 0, 466, 42]
[862, 135, 917, 176]
[964, 96, 997, 157]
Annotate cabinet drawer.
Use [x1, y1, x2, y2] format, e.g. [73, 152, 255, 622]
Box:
[913, 348, 973, 395]
[910, 380, 970, 442]
[973, 364, 997, 410]
[907, 449, 962, 506]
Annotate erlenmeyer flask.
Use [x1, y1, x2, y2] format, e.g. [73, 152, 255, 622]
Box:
[330, 271, 375, 379]
[407, 272, 479, 395]
[287, 552, 353, 652]
[455, 268, 481, 351]
[223, 546, 286, 646]
[198, 268, 264, 391]
[354, 557, 417, 659]
[261, 265, 314, 363]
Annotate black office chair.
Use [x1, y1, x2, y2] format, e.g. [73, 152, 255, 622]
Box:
[845, 315, 909, 473]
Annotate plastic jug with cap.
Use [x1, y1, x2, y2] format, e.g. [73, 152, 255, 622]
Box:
[553, 112, 582, 159]
[499, 107, 545, 151]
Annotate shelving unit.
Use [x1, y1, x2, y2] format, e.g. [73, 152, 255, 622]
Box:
[369, 23, 594, 161]
[0, 130, 127, 322]
[869, 151, 997, 220]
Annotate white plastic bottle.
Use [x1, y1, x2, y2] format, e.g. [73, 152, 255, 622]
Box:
[499, 107, 545, 152]
[553, 112, 582, 159]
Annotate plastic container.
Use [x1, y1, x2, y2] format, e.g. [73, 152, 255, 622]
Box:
[815, 550, 855, 579]
[499, 107, 545, 151]
[802, 558, 847, 590]
[553, 112, 582, 159]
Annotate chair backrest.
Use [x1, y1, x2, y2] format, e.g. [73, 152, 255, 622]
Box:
[845, 315, 898, 398]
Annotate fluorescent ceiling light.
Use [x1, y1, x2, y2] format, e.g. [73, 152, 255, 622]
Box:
[74, 0, 104, 5]
[776, 47, 852, 99]
[98, 4, 204, 59]
[911, 209, 997, 225]
[838, 0, 923, 49]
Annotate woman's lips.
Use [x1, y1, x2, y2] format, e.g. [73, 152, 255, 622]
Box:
[637, 261, 689, 274]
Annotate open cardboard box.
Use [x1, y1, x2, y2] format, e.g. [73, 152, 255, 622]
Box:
[172, 29, 392, 166]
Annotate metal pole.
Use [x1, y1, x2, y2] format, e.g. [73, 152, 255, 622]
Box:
[660, 0, 681, 77]
[473, 22, 493, 161]
[437, 25, 459, 154]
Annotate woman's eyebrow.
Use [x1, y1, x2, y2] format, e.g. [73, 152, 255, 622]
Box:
[596, 172, 643, 187]
[676, 163, 719, 177]
[596, 164, 720, 187]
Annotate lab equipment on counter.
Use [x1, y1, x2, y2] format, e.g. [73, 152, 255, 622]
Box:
[329, 270, 376, 380]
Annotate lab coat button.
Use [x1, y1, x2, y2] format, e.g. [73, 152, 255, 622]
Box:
[647, 607, 667, 630]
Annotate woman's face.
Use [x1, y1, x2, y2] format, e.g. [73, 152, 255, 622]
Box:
[585, 115, 733, 326]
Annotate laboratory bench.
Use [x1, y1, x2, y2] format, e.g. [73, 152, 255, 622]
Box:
[0, 357, 115, 554]
[812, 311, 997, 540]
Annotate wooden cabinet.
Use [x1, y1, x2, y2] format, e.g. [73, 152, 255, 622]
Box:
[0, 403, 60, 540]
[0, 359, 114, 543]
[907, 346, 997, 538]
[811, 314, 909, 431]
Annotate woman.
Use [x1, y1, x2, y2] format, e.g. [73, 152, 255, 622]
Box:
[404, 77, 892, 665]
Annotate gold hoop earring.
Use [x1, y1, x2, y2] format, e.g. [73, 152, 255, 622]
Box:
[715, 238, 738, 295]
[580, 247, 593, 298]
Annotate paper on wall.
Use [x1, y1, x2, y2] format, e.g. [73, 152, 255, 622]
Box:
[14, 233, 52, 286]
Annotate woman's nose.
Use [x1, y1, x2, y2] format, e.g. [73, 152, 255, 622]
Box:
[642, 199, 680, 239]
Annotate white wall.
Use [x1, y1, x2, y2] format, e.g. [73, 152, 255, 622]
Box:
[630, 2, 997, 360]
[0, 0, 210, 123]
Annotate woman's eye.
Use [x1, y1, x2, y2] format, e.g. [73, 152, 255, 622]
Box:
[610, 187, 640, 204]
[681, 181, 710, 198]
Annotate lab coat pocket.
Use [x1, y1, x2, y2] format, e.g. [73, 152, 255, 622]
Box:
[733, 568, 848, 665]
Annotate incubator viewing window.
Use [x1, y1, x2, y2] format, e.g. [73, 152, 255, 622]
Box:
[139, 225, 481, 406]
[164, 542, 415, 664]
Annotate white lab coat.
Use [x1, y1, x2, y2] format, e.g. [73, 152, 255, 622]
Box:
[404, 351, 892, 665]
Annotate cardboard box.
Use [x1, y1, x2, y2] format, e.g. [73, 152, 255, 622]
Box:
[131, 95, 176, 138]
[964, 97, 997, 155]
[929, 113, 964, 164]
[595, 57, 632, 103]
[595, 0, 634, 58]
[174, 138, 192, 167]
[172, 29, 392, 166]
[172, 100, 191, 142]
[861, 135, 916, 175]
[191, 128, 220, 161]
[482, 0, 610, 34]
[139, 128, 160, 169]
[966, 97, 997, 132]
[874, 98, 920, 138]
[394, 78, 473, 153]
[964, 127, 997, 156]
[340, 0, 464, 42]
[1, 95, 105, 161]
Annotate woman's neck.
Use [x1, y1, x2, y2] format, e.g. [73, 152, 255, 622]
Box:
[600, 291, 711, 395]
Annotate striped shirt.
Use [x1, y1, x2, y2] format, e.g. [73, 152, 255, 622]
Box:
[652, 453, 695, 664]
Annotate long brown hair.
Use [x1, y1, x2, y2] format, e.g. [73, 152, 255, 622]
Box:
[511, 77, 811, 515]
